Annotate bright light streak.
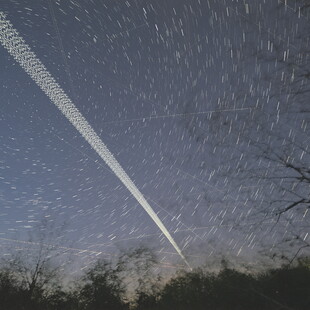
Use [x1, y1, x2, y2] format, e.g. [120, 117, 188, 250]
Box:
[0, 12, 191, 270]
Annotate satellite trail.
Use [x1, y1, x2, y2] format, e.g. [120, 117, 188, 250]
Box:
[0, 12, 191, 269]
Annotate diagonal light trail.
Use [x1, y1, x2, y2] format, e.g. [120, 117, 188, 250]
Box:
[0, 12, 191, 270]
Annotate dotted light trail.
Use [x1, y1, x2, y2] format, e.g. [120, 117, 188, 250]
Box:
[0, 11, 191, 270]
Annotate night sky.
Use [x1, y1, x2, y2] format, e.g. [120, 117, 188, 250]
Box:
[1, 0, 309, 272]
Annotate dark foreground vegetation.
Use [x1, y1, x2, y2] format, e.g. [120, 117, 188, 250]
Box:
[0, 249, 309, 310]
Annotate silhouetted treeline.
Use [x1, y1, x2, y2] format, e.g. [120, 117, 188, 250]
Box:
[0, 252, 309, 310]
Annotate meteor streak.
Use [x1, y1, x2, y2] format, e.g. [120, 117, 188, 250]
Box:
[0, 12, 191, 269]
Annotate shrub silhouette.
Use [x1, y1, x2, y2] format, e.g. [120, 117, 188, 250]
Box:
[78, 260, 128, 310]
[0, 252, 309, 309]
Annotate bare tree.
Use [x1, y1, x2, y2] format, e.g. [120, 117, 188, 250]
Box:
[1, 219, 67, 309]
[177, 0, 309, 262]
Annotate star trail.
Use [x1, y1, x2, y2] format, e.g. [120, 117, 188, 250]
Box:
[0, 0, 309, 272]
